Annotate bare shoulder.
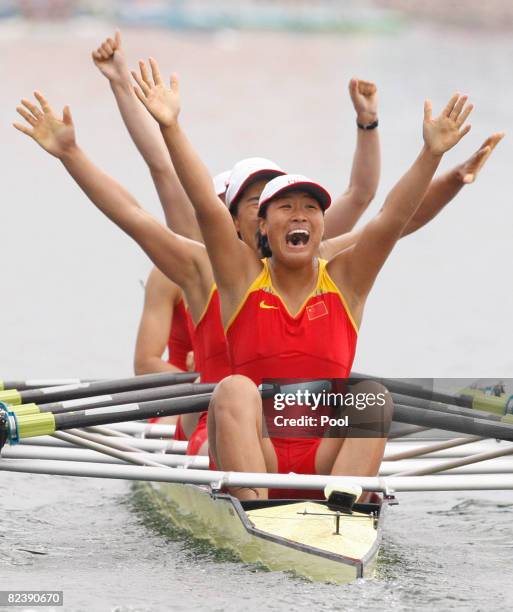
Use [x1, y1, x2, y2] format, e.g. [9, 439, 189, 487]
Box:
[145, 266, 182, 300]
[319, 228, 359, 260]
[216, 246, 264, 321]
[218, 243, 263, 294]
[326, 248, 351, 288]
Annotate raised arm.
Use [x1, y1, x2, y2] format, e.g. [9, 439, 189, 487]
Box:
[320, 131, 502, 260]
[13, 92, 211, 319]
[402, 132, 504, 235]
[324, 79, 380, 238]
[134, 267, 183, 374]
[330, 94, 473, 322]
[91, 32, 201, 241]
[132, 59, 261, 305]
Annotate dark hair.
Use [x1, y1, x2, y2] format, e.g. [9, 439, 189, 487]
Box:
[256, 229, 272, 258]
[257, 201, 268, 219]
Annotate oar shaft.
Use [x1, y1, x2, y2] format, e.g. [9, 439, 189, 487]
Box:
[0, 378, 97, 392]
[352, 373, 507, 413]
[54, 393, 211, 430]
[0, 371, 199, 406]
[2, 444, 209, 468]
[53, 431, 166, 468]
[385, 436, 481, 461]
[394, 403, 513, 440]
[10, 393, 212, 441]
[23, 382, 215, 415]
[391, 392, 510, 422]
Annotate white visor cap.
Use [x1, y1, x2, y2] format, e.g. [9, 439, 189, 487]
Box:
[258, 174, 332, 215]
[212, 170, 231, 197]
[225, 157, 285, 212]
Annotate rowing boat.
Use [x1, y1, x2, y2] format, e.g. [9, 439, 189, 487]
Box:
[2, 374, 513, 585]
[138, 480, 388, 584]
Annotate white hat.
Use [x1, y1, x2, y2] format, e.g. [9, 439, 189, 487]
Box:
[225, 157, 285, 212]
[258, 174, 331, 215]
[212, 170, 231, 197]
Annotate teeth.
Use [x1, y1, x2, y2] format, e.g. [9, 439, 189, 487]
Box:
[286, 228, 310, 246]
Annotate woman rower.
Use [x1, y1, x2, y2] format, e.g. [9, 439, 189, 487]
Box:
[132, 171, 228, 437]
[133, 266, 193, 435]
[86, 31, 383, 452]
[130, 59, 474, 500]
[134, 267, 193, 377]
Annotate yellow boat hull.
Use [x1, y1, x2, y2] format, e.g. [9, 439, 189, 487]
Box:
[139, 481, 388, 584]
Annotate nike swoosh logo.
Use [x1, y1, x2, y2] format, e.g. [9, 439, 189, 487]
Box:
[259, 300, 279, 310]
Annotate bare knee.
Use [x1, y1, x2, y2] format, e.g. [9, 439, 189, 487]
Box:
[209, 375, 261, 423]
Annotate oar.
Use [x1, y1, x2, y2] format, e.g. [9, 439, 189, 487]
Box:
[393, 403, 513, 440]
[0, 377, 98, 392]
[18, 434, 187, 453]
[351, 372, 511, 415]
[4, 384, 513, 449]
[390, 392, 513, 424]
[0, 371, 199, 406]
[8, 382, 215, 417]
[392, 444, 513, 477]
[2, 444, 209, 469]
[0, 392, 214, 447]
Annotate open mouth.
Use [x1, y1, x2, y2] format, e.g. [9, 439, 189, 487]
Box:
[285, 229, 310, 247]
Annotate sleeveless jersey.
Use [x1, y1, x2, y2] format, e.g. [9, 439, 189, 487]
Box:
[187, 286, 231, 384]
[226, 258, 358, 383]
[148, 298, 193, 426]
[167, 298, 194, 372]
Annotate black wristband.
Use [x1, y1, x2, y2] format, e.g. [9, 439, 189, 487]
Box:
[357, 118, 379, 130]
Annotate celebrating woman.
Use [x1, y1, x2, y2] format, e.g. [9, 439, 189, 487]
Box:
[130, 59, 474, 500]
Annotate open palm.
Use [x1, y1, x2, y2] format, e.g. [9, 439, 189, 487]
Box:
[132, 58, 180, 127]
[457, 132, 504, 183]
[423, 94, 473, 156]
[13, 92, 76, 158]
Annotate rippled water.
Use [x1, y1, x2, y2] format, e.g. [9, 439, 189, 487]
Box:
[2, 473, 513, 612]
[1, 15, 513, 612]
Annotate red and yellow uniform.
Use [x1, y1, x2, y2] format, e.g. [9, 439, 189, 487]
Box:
[184, 286, 231, 453]
[149, 299, 194, 432]
[167, 298, 193, 371]
[187, 286, 231, 384]
[226, 258, 358, 498]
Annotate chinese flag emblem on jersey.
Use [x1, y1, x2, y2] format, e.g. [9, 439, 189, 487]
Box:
[306, 300, 328, 320]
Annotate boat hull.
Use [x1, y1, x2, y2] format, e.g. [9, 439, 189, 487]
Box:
[139, 481, 387, 584]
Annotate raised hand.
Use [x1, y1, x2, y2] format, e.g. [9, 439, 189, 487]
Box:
[13, 92, 76, 158]
[132, 58, 180, 127]
[457, 132, 505, 184]
[423, 94, 473, 156]
[91, 31, 130, 84]
[349, 78, 378, 125]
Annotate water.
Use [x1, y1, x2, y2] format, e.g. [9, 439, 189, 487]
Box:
[1, 16, 513, 612]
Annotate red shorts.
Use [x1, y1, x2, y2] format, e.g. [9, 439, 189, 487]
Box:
[186, 412, 208, 456]
[148, 417, 188, 442]
[209, 437, 323, 500]
[268, 437, 323, 499]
